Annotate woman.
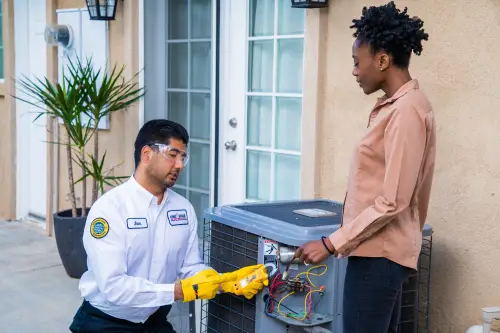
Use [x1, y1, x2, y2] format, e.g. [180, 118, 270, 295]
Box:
[296, 2, 436, 332]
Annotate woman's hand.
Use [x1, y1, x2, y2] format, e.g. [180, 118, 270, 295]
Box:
[295, 238, 336, 265]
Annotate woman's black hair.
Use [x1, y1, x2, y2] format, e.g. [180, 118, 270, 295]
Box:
[350, 1, 429, 68]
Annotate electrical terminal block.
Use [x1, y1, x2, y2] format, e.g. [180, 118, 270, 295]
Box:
[285, 277, 308, 293]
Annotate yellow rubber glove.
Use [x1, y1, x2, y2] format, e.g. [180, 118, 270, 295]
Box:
[221, 265, 269, 299]
[180, 268, 222, 302]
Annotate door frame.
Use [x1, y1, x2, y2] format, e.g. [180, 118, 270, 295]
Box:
[138, 0, 221, 211]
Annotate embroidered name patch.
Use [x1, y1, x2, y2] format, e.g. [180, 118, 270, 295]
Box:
[167, 209, 189, 226]
[90, 218, 109, 239]
[127, 218, 148, 229]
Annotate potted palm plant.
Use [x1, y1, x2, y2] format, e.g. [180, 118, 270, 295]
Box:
[14, 57, 144, 278]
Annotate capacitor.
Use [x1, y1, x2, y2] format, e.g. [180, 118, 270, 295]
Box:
[279, 246, 300, 264]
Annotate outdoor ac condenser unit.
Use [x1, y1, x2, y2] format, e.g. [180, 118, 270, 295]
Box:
[201, 200, 433, 333]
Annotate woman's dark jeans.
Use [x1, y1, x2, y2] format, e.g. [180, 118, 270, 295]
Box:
[343, 256, 412, 333]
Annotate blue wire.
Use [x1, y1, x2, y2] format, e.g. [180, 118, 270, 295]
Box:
[264, 294, 279, 317]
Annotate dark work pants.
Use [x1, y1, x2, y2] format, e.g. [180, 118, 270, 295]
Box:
[343, 257, 412, 333]
[69, 300, 176, 333]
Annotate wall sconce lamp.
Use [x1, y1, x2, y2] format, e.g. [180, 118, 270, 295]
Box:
[291, 0, 328, 8]
[85, 0, 119, 21]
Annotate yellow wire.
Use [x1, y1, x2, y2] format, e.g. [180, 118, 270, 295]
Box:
[276, 265, 328, 321]
[277, 291, 295, 317]
[295, 264, 328, 288]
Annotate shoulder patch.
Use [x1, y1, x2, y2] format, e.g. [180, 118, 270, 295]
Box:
[90, 218, 109, 239]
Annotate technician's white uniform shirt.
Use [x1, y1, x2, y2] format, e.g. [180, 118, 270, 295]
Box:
[79, 176, 208, 323]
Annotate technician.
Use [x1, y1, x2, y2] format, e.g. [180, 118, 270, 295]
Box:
[295, 2, 436, 333]
[69, 119, 268, 333]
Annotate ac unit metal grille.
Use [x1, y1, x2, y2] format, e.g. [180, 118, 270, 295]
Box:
[399, 235, 433, 333]
[201, 220, 259, 333]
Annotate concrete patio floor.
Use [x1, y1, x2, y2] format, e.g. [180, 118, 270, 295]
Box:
[0, 220, 82, 333]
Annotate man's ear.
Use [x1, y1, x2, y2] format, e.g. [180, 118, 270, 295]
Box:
[141, 145, 153, 164]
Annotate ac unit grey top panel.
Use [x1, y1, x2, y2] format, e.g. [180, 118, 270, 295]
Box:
[234, 200, 343, 227]
[204, 199, 433, 246]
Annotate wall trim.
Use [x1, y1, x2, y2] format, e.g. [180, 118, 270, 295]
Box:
[46, 0, 59, 236]
[138, 0, 144, 129]
[300, 8, 328, 200]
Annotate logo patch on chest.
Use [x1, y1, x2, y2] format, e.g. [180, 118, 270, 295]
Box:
[127, 218, 148, 229]
[167, 209, 189, 226]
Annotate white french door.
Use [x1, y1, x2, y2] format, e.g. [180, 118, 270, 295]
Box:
[218, 0, 305, 205]
[15, 0, 48, 223]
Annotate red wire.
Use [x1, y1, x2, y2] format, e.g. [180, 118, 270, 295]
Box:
[306, 285, 313, 319]
[268, 273, 284, 313]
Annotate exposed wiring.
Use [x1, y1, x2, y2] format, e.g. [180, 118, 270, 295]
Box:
[265, 265, 327, 322]
[295, 264, 328, 288]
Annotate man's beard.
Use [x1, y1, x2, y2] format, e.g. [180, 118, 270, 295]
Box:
[163, 178, 175, 188]
[163, 171, 180, 188]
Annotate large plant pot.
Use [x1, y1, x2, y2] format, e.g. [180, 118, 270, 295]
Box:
[53, 208, 89, 279]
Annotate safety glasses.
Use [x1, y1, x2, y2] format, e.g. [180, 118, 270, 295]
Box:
[150, 143, 189, 166]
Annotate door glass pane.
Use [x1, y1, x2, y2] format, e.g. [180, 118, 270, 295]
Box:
[191, 42, 211, 90]
[248, 40, 274, 92]
[168, 43, 188, 88]
[246, 150, 271, 201]
[277, 39, 304, 93]
[164, 0, 213, 219]
[276, 97, 302, 151]
[168, 92, 188, 128]
[244, 0, 305, 203]
[274, 154, 300, 200]
[0, 17, 3, 47]
[191, 0, 211, 39]
[249, 0, 274, 37]
[168, 0, 188, 40]
[177, 168, 188, 187]
[278, 0, 305, 35]
[189, 142, 210, 190]
[174, 188, 187, 199]
[190, 93, 211, 140]
[190, 191, 209, 234]
[0, 48, 4, 80]
[247, 96, 272, 147]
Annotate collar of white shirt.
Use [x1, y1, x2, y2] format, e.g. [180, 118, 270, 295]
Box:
[128, 174, 169, 208]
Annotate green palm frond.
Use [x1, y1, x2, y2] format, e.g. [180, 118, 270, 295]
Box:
[11, 55, 145, 215]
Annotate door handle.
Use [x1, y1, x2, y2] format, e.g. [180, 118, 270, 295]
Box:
[224, 140, 237, 151]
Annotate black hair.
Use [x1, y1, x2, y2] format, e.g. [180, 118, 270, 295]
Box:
[350, 1, 429, 68]
[134, 119, 189, 168]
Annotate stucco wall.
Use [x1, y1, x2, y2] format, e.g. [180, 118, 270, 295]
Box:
[54, 0, 139, 213]
[303, 1, 500, 331]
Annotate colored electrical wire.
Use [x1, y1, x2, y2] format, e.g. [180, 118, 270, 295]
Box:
[267, 265, 327, 321]
[294, 264, 328, 288]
